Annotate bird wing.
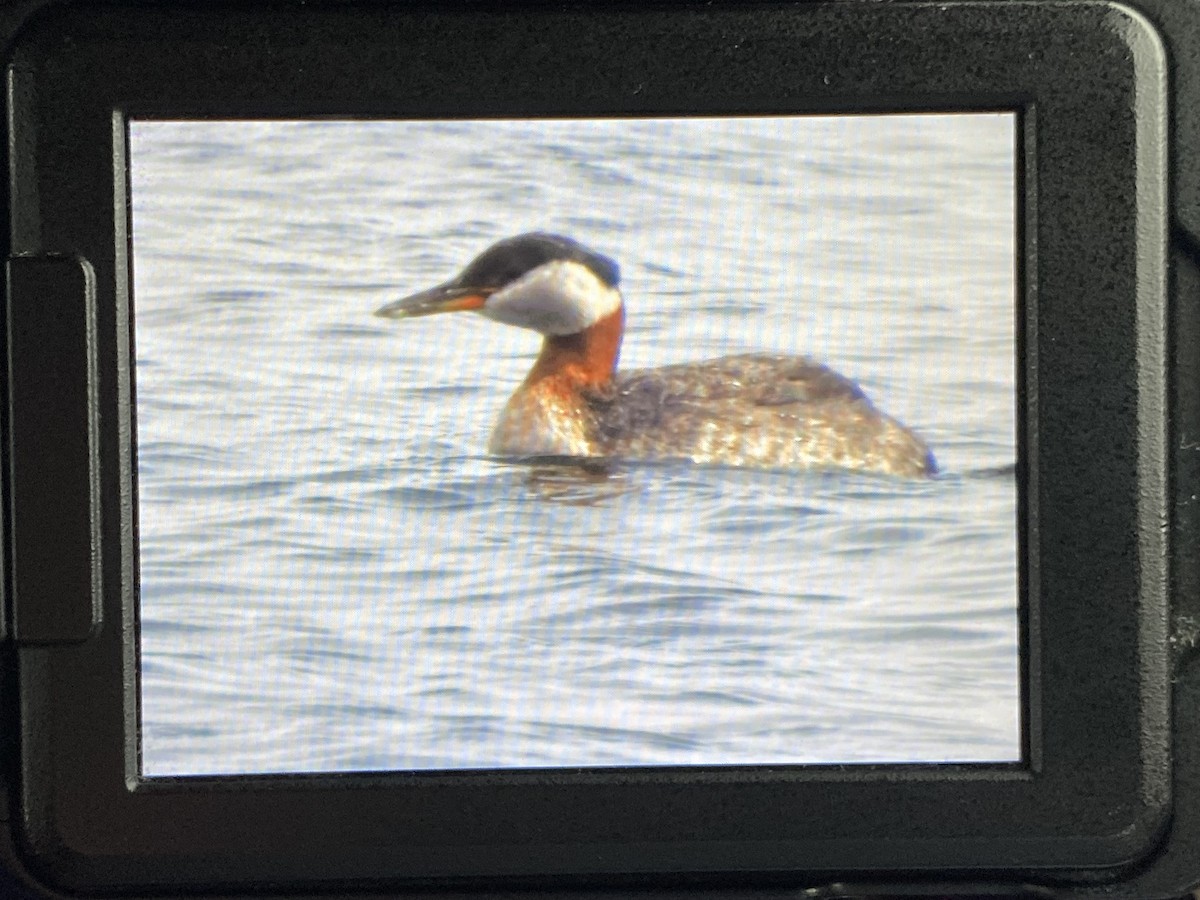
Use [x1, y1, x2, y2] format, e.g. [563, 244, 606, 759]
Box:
[586, 353, 873, 449]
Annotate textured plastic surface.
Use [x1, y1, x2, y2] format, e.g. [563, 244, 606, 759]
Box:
[5, 256, 99, 645]
[0, 0, 1191, 898]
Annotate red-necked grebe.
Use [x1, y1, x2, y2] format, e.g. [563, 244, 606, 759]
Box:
[376, 233, 936, 477]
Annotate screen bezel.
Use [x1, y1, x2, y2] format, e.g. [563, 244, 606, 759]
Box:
[5, 0, 1169, 892]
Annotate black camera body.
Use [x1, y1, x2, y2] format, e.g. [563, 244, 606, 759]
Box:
[1, 0, 1198, 897]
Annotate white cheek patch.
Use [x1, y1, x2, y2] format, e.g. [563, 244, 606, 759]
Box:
[480, 260, 622, 336]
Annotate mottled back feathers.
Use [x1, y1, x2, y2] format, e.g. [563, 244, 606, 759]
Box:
[585, 354, 933, 476]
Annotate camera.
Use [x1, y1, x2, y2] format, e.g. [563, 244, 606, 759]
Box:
[1, 0, 1198, 897]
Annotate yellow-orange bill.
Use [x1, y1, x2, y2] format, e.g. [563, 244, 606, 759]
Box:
[375, 286, 488, 319]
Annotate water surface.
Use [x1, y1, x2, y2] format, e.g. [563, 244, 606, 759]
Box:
[131, 115, 1018, 775]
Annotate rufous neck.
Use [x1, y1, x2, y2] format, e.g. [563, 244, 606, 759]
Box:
[523, 305, 625, 390]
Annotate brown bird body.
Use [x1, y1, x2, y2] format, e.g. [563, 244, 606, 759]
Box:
[378, 233, 936, 478]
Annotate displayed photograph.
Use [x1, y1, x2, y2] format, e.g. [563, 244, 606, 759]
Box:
[130, 115, 1018, 775]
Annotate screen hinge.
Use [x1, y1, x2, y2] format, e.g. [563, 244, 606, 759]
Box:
[5, 254, 101, 646]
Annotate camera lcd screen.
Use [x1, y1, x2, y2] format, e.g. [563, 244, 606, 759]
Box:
[131, 114, 1018, 776]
